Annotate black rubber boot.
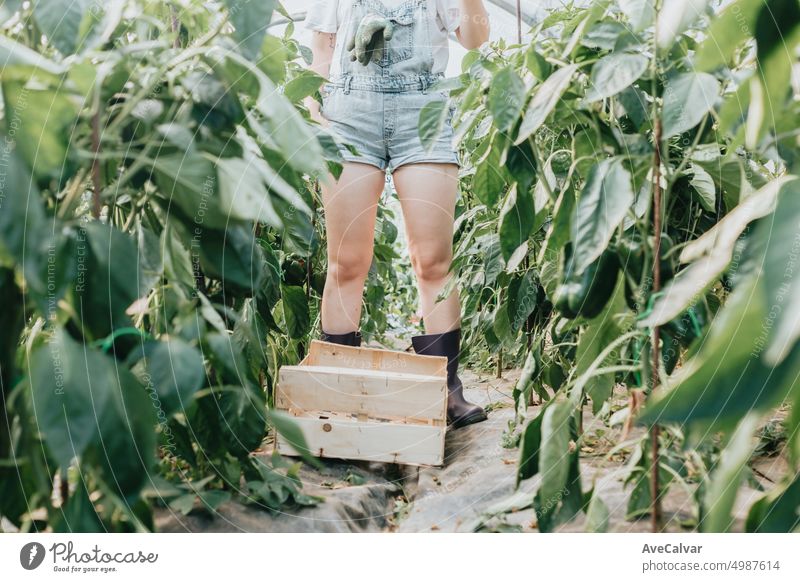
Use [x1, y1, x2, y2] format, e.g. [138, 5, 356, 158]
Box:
[411, 328, 487, 429]
[320, 330, 362, 347]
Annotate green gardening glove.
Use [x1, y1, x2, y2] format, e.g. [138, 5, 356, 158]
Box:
[346, 14, 394, 66]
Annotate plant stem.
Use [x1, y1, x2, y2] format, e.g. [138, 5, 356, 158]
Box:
[91, 106, 102, 219]
[59, 471, 69, 505]
[650, 116, 664, 533]
[650, 0, 664, 533]
[171, 6, 181, 49]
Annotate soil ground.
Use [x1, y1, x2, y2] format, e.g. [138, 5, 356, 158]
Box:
[156, 362, 787, 533]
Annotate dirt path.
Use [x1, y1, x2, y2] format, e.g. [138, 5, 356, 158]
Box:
[156, 369, 782, 532]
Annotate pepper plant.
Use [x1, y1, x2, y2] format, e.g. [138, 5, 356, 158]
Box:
[0, 0, 368, 531]
[429, 0, 800, 531]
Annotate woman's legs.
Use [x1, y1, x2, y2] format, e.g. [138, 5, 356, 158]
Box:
[392, 163, 461, 333]
[320, 163, 386, 335]
[393, 162, 486, 428]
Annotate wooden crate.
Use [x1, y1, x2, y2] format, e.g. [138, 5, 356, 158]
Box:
[274, 340, 448, 466]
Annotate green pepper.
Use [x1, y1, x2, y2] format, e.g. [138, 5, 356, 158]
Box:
[281, 258, 306, 286]
[660, 330, 681, 375]
[616, 233, 676, 310]
[311, 270, 327, 294]
[553, 248, 620, 319]
[553, 280, 582, 319]
[662, 305, 705, 348]
[617, 238, 645, 310]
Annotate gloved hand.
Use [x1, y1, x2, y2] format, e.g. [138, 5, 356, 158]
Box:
[346, 14, 394, 66]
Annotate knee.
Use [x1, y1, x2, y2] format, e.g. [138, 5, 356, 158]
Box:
[410, 248, 451, 284]
[327, 253, 371, 285]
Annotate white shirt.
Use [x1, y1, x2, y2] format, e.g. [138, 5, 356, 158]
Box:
[305, 0, 462, 75]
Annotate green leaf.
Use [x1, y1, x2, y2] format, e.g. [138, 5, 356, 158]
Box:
[745, 472, 800, 532]
[137, 223, 164, 293]
[505, 138, 538, 195]
[240, 131, 311, 215]
[275, 196, 316, 257]
[33, 0, 89, 55]
[258, 35, 288, 83]
[197, 224, 268, 294]
[223, 0, 276, 60]
[52, 482, 103, 533]
[139, 340, 205, 416]
[718, 80, 751, 137]
[29, 329, 112, 468]
[619, 0, 655, 31]
[267, 409, 323, 469]
[513, 346, 541, 409]
[216, 385, 266, 457]
[525, 47, 551, 80]
[538, 402, 573, 513]
[473, 143, 506, 206]
[543, 186, 576, 257]
[640, 176, 793, 327]
[0, 34, 63, 75]
[570, 158, 634, 274]
[162, 223, 195, 288]
[656, 0, 710, 49]
[585, 53, 648, 102]
[639, 276, 800, 427]
[169, 493, 197, 515]
[580, 21, 626, 50]
[585, 490, 610, 532]
[488, 67, 526, 132]
[759, 179, 800, 364]
[419, 99, 449, 152]
[153, 152, 226, 228]
[618, 86, 650, 129]
[499, 183, 535, 262]
[689, 164, 716, 211]
[754, 0, 800, 140]
[284, 70, 325, 103]
[661, 72, 720, 139]
[30, 328, 155, 497]
[515, 64, 578, 145]
[211, 50, 325, 177]
[0, 144, 46, 289]
[71, 222, 142, 339]
[215, 156, 283, 228]
[1, 81, 77, 179]
[517, 411, 544, 485]
[86, 364, 157, 497]
[197, 489, 232, 512]
[701, 414, 759, 532]
[508, 270, 539, 332]
[696, 0, 765, 70]
[182, 71, 244, 128]
[575, 279, 626, 413]
[281, 285, 309, 339]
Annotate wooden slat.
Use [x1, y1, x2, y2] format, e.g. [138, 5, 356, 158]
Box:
[276, 365, 447, 423]
[275, 415, 445, 466]
[306, 340, 447, 377]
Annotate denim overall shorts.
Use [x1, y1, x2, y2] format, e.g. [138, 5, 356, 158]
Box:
[320, 0, 460, 172]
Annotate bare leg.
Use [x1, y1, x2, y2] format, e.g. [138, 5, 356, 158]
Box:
[392, 163, 461, 334]
[320, 163, 385, 334]
[394, 163, 486, 427]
